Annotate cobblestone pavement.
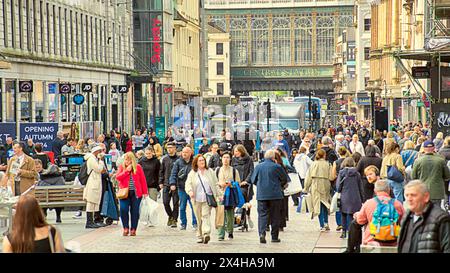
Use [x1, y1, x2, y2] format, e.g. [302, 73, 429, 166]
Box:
[57, 196, 347, 253]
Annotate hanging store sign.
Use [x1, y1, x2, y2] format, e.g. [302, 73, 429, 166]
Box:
[73, 94, 85, 105]
[82, 83, 93, 92]
[354, 97, 371, 105]
[19, 123, 58, 151]
[59, 83, 71, 94]
[164, 86, 173, 93]
[432, 103, 450, 139]
[19, 80, 33, 92]
[151, 17, 162, 64]
[412, 67, 431, 79]
[118, 85, 128, 93]
[111, 86, 117, 93]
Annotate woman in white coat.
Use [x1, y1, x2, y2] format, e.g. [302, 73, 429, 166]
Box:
[83, 145, 106, 229]
[185, 154, 220, 244]
[349, 134, 365, 156]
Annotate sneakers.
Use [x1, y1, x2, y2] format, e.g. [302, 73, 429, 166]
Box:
[271, 238, 281, 243]
[192, 224, 198, 231]
[228, 233, 234, 239]
[171, 220, 178, 228]
[320, 227, 327, 232]
[340, 231, 347, 239]
[336, 225, 343, 231]
[197, 238, 203, 243]
[167, 218, 172, 227]
[56, 217, 62, 223]
[180, 225, 187, 230]
[218, 237, 224, 241]
[324, 224, 330, 231]
[72, 210, 82, 219]
[203, 235, 210, 244]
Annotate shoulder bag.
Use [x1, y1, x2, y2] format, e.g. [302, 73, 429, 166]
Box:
[117, 172, 130, 199]
[198, 174, 217, 207]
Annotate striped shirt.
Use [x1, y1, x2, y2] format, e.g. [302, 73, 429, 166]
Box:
[129, 175, 136, 191]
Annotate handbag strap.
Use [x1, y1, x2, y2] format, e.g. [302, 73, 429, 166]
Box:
[197, 173, 208, 194]
[48, 225, 55, 253]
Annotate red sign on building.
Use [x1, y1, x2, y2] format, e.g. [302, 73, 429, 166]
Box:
[151, 18, 162, 64]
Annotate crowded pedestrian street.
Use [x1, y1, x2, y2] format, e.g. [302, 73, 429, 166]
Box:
[0, 0, 450, 264]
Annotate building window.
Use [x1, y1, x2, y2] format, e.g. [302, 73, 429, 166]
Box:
[272, 15, 291, 65]
[251, 16, 269, 65]
[230, 16, 248, 66]
[216, 43, 223, 55]
[19, 0, 23, 49]
[46, 3, 50, 54]
[364, 19, 371, 31]
[70, 10, 74, 58]
[33, 0, 38, 52]
[217, 83, 224, 96]
[189, 36, 192, 44]
[295, 16, 312, 65]
[364, 47, 370, 60]
[217, 62, 224, 75]
[316, 15, 335, 64]
[25, 0, 31, 51]
[2, 0, 7, 47]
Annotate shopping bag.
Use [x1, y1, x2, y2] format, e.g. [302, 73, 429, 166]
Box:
[100, 188, 119, 220]
[139, 196, 160, 226]
[330, 192, 341, 214]
[284, 173, 303, 196]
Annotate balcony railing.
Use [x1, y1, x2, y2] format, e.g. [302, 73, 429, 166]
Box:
[205, 0, 354, 8]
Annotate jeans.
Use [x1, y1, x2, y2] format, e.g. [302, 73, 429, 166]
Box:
[119, 190, 142, 230]
[318, 203, 329, 228]
[341, 212, 353, 231]
[258, 199, 281, 239]
[179, 190, 197, 227]
[388, 179, 404, 203]
[335, 211, 342, 226]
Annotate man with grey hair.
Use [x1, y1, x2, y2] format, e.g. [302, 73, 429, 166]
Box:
[398, 180, 450, 253]
[250, 149, 288, 244]
[52, 131, 67, 164]
[335, 134, 345, 153]
[318, 136, 338, 164]
[344, 179, 404, 252]
[367, 139, 382, 156]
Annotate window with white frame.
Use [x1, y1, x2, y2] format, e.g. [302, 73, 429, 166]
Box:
[316, 15, 335, 64]
[230, 16, 248, 66]
[251, 16, 269, 66]
[272, 15, 290, 66]
[294, 15, 312, 65]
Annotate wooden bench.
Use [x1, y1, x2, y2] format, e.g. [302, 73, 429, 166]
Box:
[35, 185, 86, 208]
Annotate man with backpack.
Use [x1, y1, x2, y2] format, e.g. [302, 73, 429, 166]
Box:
[344, 177, 404, 252]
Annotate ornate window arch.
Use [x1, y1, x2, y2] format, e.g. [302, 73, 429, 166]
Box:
[251, 16, 269, 66]
[230, 16, 248, 66]
[272, 15, 291, 65]
[316, 15, 335, 64]
[294, 15, 313, 65]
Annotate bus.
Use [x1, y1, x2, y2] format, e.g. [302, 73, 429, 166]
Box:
[294, 96, 322, 131]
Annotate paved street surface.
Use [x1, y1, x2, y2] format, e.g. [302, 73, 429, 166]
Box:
[43, 197, 347, 253]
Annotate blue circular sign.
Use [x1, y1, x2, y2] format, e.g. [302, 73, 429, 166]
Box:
[73, 94, 85, 105]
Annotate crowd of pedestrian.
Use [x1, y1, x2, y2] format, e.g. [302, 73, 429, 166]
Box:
[0, 119, 449, 253]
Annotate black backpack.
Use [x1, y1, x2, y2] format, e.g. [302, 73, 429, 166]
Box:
[78, 162, 92, 185]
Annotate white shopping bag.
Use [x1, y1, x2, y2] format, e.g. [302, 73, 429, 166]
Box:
[330, 192, 341, 214]
[140, 196, 159, 227]
[284, 173, 303, 196]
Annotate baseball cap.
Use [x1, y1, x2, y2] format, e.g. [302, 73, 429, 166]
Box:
[423, 140, 435, 148]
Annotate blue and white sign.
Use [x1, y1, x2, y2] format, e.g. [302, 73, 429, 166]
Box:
[19, 123, 58, 151]
[73, 94, 85, 105]
[48, 83, 57, 94]
[0, 123, 16, 145]
[354, 97, 371, 106]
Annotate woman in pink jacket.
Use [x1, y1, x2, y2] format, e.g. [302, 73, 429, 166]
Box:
[116, 152, 148, 236]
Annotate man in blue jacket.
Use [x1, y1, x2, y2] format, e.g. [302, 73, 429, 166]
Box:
[272, 132, 290, 156]
[169, 147, 197, 230]
[250, 149, 288, 243]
